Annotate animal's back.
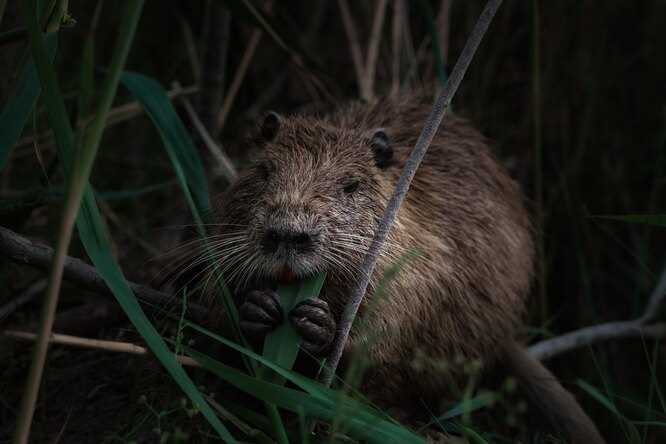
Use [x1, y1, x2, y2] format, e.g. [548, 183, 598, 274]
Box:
[325, 95, 534, 405]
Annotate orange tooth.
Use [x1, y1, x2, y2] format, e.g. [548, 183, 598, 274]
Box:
[279, 266, 297, 284]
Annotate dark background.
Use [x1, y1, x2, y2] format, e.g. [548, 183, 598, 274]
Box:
[1, 1, 665, 442]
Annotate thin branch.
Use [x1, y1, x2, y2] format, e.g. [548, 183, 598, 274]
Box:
[0, 225, 209, 322]
[363, 0, 389, 101]
[172, 82, 237, 183]
[529, 266, 666, 361]
[528, 321, 666, 361]
[4, 330, 200, 367]
[323, 0, 504, 386]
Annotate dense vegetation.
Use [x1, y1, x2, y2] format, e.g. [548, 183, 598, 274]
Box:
[1, 1, 665, 443]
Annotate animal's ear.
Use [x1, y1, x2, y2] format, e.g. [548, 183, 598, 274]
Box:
[370, 128, 394, 169]
[261, 111, 282, 141]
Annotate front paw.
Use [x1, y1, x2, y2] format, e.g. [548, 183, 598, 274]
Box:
[289, 298, 336, 355]
[239, 289, 283, 340]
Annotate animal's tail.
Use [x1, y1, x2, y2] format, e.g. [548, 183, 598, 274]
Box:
[502, 341, 606, 444]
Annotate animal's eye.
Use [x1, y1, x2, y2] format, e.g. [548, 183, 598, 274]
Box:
[343, 180, 360, 194]
[258, 162, 273, 179]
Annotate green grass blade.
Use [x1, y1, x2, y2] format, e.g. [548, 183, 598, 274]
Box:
[16, 2, 236, 441]
[119, 71, 210, 228]
[186, 319, 417, 437]
[0, 35, 57, 171]
[118, 70, 243, 346]
[458, 424, 490, 444]
[186, 321, 332, 400]
[578, 379, 641, 442]
[577, 379, 622, 415]
[188, 348, 428, 444]
[418, 392, 497, 431]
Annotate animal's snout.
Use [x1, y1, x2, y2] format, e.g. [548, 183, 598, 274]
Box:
[262, 228, 315, 252]
[262, 228, 318, 253]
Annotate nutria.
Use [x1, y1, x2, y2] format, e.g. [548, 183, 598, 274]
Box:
[194, 93, 603, 442]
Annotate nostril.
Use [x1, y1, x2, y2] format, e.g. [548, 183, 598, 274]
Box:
[293, 232, 312, 246]
[267, 229, 281, 242]
[262, 229, 282, 252]
[263, 228, 317, 252]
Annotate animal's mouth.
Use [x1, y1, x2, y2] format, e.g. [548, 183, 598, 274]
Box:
[259, 241, 322, 284]
[277, 265, 298, 284]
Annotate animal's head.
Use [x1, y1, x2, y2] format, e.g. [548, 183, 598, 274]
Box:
[210, 112, 397, 289]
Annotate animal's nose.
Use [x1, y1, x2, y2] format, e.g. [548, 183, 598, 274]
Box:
[262, 228, 316, 252]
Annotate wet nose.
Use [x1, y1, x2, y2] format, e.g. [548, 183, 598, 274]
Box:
[262, 228, 316, 252]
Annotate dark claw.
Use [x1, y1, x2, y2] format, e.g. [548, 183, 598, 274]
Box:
[246, 289, 283, 322]
[239, 289, 283, 339]
[289, 298, 336, 355]
[240, 320, 275, 337]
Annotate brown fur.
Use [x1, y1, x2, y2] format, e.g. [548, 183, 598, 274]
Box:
[203, 93, 602, 442]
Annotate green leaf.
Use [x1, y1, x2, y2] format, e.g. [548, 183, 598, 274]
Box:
[261, 273, 327, 382]
[0, 34, 57, 171]
[259, 274, 326, 443]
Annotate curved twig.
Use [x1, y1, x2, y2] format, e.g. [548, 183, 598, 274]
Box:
[529, 321, 666, 361]
[529, 267, 666, 361]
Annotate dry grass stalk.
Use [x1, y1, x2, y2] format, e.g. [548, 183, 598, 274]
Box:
[337, 0, 366, 97]
[172, 82, 237, 182]
[338, 0, 389, 101]
[363, 0, 389, 100]
[14, 85, 198, 153]
[4, 330, 200, 367]
[215, 0, 274, 135]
